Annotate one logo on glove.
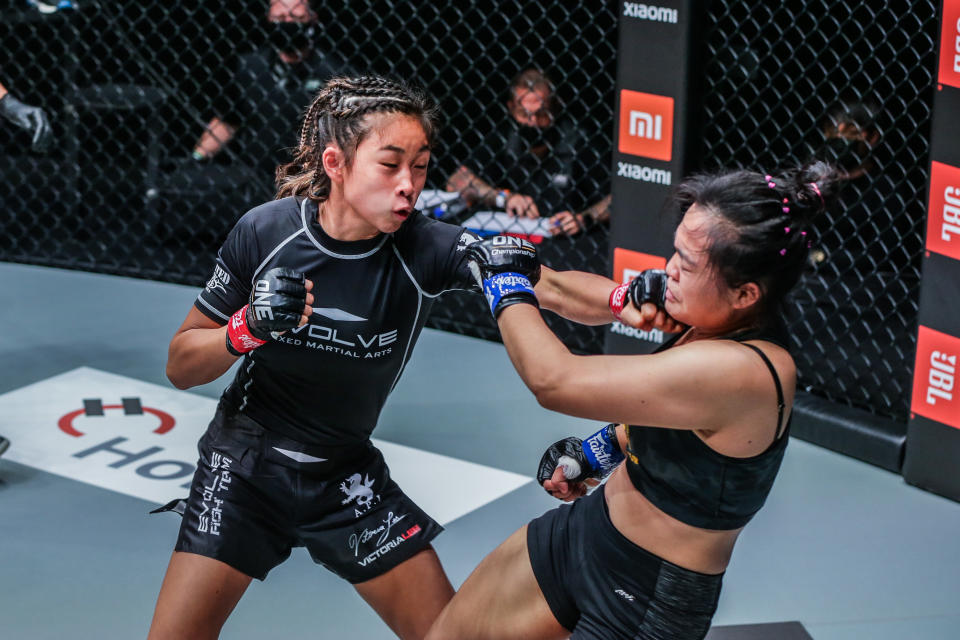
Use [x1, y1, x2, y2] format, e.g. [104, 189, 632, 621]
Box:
[251, 278, 275, 321]
[490, 235, 536, 259]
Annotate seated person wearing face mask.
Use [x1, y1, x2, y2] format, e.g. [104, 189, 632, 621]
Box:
[446, 68, 609, 225]
[189, 0, 352, 180]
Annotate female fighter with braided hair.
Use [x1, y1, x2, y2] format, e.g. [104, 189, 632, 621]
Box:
[427, 162, 840, 640]
[148, 75, 672, 640]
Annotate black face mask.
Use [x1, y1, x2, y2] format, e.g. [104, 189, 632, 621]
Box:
[266, 21, 316, 55]
[819, 136, 873, 174]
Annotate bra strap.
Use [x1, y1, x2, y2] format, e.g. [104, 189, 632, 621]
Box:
[738, 342, 786, 439]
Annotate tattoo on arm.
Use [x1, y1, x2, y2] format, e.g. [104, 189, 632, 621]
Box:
[447, 165, 496, 206]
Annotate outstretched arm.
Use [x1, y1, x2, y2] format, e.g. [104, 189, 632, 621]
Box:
[536, 265, 683, 332]
[495, 303, 768, 432]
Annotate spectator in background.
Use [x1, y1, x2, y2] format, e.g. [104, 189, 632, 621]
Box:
[188, 0, 351, 178]
[445, 67, 610, 235]
[0, 77, 52, 152]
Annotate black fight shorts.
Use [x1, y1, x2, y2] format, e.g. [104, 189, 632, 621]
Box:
[527, 484, 723, 640]
[169, 402, 443, 583]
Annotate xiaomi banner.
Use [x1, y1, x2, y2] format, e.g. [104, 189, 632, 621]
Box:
[903, 0, 960, 501]
[607, 1, 695, 355]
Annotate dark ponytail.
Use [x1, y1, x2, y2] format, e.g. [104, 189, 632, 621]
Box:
[275, 75, 439, 202]
[668, 160, 841, 320]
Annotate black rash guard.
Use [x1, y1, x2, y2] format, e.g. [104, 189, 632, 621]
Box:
[195, 195, 479, 446]
[624, 321, 792, 530]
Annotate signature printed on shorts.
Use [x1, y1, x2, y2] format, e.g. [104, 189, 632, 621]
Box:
[348, 511, 407, 556]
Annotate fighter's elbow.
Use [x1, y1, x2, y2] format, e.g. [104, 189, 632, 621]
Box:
[527, 374, 567, 411]
[165, 361, 196, 390]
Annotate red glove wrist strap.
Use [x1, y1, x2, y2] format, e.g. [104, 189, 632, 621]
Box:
[226, 304, 266, 355]
[609, 284, 628, 322]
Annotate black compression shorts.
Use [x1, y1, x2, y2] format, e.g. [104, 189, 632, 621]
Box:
[169, 402, 443, 582]
[527, 483, 723, 639]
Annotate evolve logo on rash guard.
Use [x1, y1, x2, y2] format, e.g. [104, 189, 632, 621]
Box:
[272, 308, 399, 360]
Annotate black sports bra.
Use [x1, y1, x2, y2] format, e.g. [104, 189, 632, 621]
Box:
[624, 321, 792, 530]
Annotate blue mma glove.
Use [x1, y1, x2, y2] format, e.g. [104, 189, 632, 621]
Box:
[465, 236, 540, 317]
[537, 423, 625, 485]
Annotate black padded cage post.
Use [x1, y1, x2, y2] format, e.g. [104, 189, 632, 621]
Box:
[902, 0, 960, 501]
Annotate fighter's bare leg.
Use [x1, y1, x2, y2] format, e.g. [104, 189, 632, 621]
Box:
[426, 525, 570, 640]
[147, 551, 252, 640]
[354, 546, 455, 640]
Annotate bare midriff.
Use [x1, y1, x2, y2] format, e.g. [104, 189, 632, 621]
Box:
[603, 465, 742, 576]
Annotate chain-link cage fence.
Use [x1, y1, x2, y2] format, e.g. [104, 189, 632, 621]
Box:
[696, 0, 936, 422]
[0, 0, 616, 353]
[0, 1, 936, 422]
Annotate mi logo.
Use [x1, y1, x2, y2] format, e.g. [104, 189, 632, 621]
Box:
[629, 111, 662, 140]
[618, 89, 673, 161]
[612, 248, 667, 285]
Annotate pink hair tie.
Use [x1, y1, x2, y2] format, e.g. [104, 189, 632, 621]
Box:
[809, 182, 824, 205]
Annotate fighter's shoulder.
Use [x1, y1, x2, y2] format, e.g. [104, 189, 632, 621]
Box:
[398, 214, 478, 251]
[234, 197, 302, 234]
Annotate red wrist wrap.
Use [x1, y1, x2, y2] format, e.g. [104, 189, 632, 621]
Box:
[226, 304, 266, 355]
[609, 284, 628, 322]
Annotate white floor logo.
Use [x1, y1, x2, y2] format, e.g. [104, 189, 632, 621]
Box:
[0, 367, 530, 523]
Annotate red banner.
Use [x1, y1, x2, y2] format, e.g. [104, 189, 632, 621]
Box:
[617, 90, 675, 162]
[926, 161, 960, 260]
[612, 247, 667, 283]
[938, 0, 960, 89]
[911, 326, 960, 429]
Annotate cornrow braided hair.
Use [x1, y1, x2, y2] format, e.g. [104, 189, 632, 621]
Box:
[666, 160, 842, 322]
[276, 75, 439, 202]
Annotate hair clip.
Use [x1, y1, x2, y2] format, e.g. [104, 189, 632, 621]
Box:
[809, 182, 824, 205]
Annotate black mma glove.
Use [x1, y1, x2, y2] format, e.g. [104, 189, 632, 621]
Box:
[608, 268, 668, 322]
[0, 93, 52, 152]
[226, 267, 307, 356]
[537, 423, 625, 485]
[465, 236, 541, 318]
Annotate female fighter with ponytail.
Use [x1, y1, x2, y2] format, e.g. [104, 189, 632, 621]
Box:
[428, 162, 839, 640]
